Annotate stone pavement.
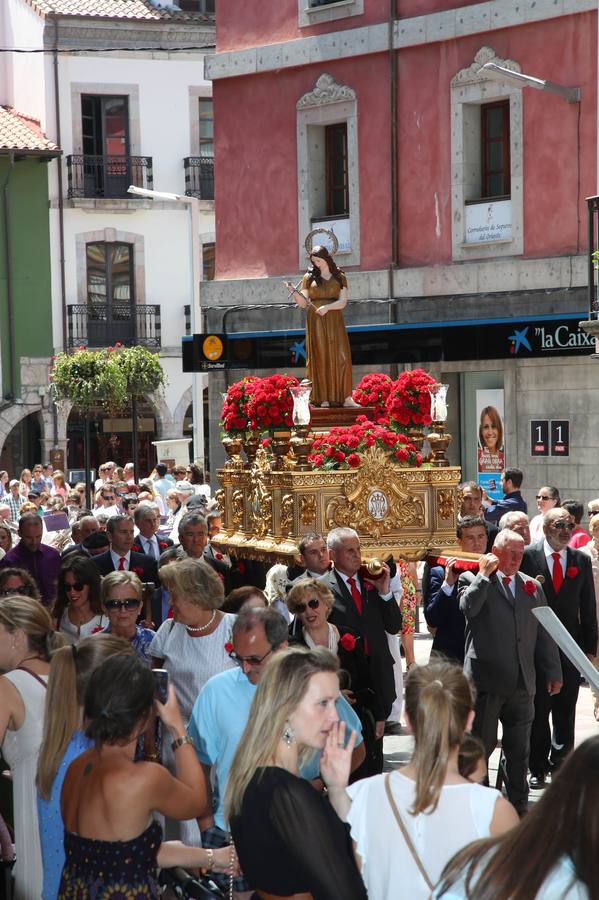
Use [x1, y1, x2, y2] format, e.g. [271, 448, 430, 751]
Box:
[383, 611, 597, 805]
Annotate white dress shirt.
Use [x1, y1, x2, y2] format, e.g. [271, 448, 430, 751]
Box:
[543, 539, 567, 580]
[110, 549, 131, 570]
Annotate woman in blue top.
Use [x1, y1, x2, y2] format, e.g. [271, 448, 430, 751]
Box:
[435, 735, 599, 899]
[37, 633, 132, 899]
[98, 570, 155, 664]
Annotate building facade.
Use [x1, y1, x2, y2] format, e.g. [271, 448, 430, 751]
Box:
[205, 0, 598, 508]
[1, 0, 215, 474]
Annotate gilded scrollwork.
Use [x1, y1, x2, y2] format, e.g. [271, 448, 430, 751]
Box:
[300, 494, 317, 526]
[231, 490, 245, 530]
[280, 494, 295, 536]
[437, 490, 456, 521]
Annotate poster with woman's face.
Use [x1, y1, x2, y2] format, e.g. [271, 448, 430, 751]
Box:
[476, 389, 505, 501]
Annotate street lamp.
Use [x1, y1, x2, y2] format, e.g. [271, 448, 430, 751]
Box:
[127, 184, 205, 469]
[480, 62, 581, 103]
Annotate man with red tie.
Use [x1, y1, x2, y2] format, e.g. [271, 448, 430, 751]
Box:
[521, 507, 597, 787]
[322, 526, 401, 772]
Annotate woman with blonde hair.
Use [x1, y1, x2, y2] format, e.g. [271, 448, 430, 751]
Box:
[0, 595, 64, 899]
[226, 645, 367, 898]
[37, 633, 132, 899]
[99, 571, 155, 664]
[50, 470, 68, 500]
[18, 468, 32, 498]
[323, 661, 518, 899]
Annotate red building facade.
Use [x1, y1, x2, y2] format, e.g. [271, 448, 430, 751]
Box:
[205, 0, 598, 508]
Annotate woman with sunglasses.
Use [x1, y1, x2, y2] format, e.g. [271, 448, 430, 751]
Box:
[287, 578, 380, 777]
[99, 571, 155, 664]
[529, 485, 561, 543]
[53, 556, 106, 645]
[0, 566, 41, 601]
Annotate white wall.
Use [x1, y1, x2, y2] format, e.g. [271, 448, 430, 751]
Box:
[2, 1, 46, 125]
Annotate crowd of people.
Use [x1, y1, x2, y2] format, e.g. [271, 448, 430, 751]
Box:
[0, 458, 598, 898]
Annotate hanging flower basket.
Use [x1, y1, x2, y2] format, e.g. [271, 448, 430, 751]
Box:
[112, 345, 167, 396]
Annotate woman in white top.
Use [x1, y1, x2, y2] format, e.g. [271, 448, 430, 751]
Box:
[149, 557, 235, 842]
[321, 660, 518, 900]
[0, 595, 64, 899]
[53, 556, 107, 645]
[529, 485, 561, 543]
[435, 735, 599, 899]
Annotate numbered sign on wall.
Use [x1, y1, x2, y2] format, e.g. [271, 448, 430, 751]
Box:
[530, 420, 570, 458]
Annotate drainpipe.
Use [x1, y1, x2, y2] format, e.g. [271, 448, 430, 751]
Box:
[388, 0, 399, 377]
[53, 15, 68, 353]
[2, 151, 16, 400]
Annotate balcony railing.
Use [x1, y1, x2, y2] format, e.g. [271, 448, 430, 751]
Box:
[67, 304, 161, 349]
[184, 156, 214, 200]
[66, 155, 153, 199]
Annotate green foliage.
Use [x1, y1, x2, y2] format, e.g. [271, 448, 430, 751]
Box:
[50, 344, 166, 413]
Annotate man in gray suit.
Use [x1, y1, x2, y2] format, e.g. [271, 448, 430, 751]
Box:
[459, 529, 562, 815]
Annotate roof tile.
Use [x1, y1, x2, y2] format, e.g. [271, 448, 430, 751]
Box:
[26, 0, 210, 21]
[0, 107, 59, 153]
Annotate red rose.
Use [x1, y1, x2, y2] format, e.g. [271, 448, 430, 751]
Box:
[347, 453, 361, 468]
[132, 567, 144, 577]
[339, 633, 357, 652]
[159, 541, 168, 549]
[132, 544, 141, 553]
[215, 552, 224, 560]
[224, 642, 234, 654]
[523, 580, 537, 595]
[566, 566, 579, 579]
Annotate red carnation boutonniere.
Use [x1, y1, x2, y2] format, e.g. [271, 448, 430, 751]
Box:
[159, 541, 169, 550]
[215, 552, 224, 560]
[132, 566, 144, 577]
[566, 566, 579, 579]
[224, 642, 234, 654]
[523, 580, 537, 596]
[132, 544, 142, 553]
[91, 625, 105, 634]
[339, 633, 357, 652]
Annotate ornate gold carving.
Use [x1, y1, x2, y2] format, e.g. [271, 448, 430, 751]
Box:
[437, 490, 455, 521]
[231, 490, 245, 530]
[248, 448, 273, 539]
[300, 494, 317, 526]
[214, 489, 225, 512]
[280, 494, 294, 536]
[325, 447, 425, 540]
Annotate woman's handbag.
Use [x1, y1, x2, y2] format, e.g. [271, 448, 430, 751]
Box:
[158, 867, 225, 899]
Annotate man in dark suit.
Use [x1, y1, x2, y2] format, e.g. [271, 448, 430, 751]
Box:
[483, 468, 527, 526]
[459, 529, 562, 815]
[424, 515, 488, 663]
[521, 507, 597, 785]
[91, 515, 159, 587]
[131, 504, 173, 560]
[322, 526, 401, 772]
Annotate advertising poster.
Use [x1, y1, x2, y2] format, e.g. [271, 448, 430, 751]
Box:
[476, 389, 505, 501]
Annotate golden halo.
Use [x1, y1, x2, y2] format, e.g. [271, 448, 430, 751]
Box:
[304, 227, 339, 257]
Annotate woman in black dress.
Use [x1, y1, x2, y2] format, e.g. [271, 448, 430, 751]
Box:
[225, 645, 367, 900]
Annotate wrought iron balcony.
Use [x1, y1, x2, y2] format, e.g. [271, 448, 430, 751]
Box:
[184, 156, 214, 200]
[67, 304, 161, 349]
[66, 155, 153, 199]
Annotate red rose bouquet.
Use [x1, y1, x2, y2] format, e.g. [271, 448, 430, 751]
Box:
[308, 415, 423, 471]
[220, 376, 259, 435]
[385, 369, 436, 429]
[352, 373, 393, 420]
[246, 374, 299, 431]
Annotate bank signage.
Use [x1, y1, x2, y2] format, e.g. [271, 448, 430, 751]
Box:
[465, 199, 512, 244]
[503, 319, 593, 358]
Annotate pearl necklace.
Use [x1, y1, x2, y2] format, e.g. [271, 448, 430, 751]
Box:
[186, 610, 217, 633]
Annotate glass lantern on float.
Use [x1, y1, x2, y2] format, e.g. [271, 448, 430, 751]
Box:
[290, 380, 312, 470]
[427, 383, 452, 467]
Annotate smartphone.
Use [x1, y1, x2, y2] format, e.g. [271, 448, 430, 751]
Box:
[152, 668, 169, 705]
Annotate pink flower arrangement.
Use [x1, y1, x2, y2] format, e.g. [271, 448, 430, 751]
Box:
[246, 374, 299, 431]
[352, 373, 393, 419]
[308, 415, 423, 471]
[385, 369, 436, 429]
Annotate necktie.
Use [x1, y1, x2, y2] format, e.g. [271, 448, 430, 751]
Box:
[552, 552, 563, 593]
[118, 556, 126, 571]
[502, 576, 512, 596]
[347, 576, 363, 615]
[146, 538, 158, 560]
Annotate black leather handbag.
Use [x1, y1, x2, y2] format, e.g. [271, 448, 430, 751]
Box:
[158, 866, 225, 899]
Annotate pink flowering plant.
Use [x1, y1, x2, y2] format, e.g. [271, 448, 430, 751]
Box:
[308, 416, 423, 471]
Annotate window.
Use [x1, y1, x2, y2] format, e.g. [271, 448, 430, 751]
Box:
[202, 242, 215, 281]
[481, 101, 510, 199]
[199, 98, 214, 158]
[178, 0, 215, 11]
[82, 95, 129, 157]
[325, 124, 349, 216]
[86, 242, 134, 308]
[299, 0, 363, 27]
